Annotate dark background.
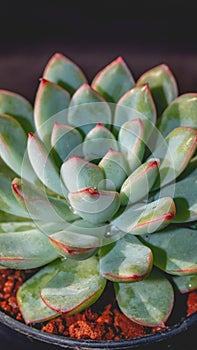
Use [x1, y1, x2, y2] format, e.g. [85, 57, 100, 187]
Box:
[0, 0, 197, 103]
[0, 0, 196, 52]
[0, 1, 197, 349]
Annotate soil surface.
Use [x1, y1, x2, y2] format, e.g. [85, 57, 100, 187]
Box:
[0, 268, 196, 340]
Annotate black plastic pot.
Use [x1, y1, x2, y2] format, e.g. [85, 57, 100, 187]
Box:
[0, 310, 196, 350]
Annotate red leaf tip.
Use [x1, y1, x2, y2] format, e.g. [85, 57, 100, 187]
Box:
[53, 52, 66, 60]
[143, 83, 150, 90]
[109, 148, 116, 153]
[28, 132, 34, 138]
[115, 56, 124, 64]
[40, 78, 49, 85]
[164, 212, 175, 221]
[12, 182, 23, 199]
[147, 160, 159, 169]
[77, 187, 100, 196]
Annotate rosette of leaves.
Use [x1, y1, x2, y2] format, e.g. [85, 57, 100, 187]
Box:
[0, 53, 196, 327]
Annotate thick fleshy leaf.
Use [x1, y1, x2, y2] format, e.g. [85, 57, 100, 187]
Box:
[113, 197, 176, 234]
[0, 113, 27, 175]
[0, 159, 29, 217]
[115, 269, 174, 326]
[92, 57, 135, 103]
[152, 126, 197, 188]
[49, 223, 99, 260]
[12, 178, 77, 223]
[83, 123, 119, 161]
[0, 175, 29, 218]
[100, 234, 153, 282]
[142, 227, 197, 275]
[49, 220, 109, 260]
[0, 90, 34, 133]
[43, 53, 87, 95]
[113, 84, 156, 138]
[0, 221, 36, 232]
[17, 260, 61, 324]
[172, 274, 197, 293]
[51, 123, 82, 161]
[69, 188, 120, 224]
[161, 176, 197, 223]
[0, 228, 59, 269]
[41, 256, 106, 314]
[0, 114, 37, 184]
[158, 93, 197, 137]
[34, 79, 70, 145]
[0, 210, 28, 223]
[61, 156, 105, 192]
[136, 64, 178, 115]
[27, 132, 64, 196]
[178, 155, 197, 180]
[50, 219, 113, 255]
[118, 119, 145, 172]
[99, 149, 130, 191]
[68, 84, 112, 135]
[120, 160, 159, 205]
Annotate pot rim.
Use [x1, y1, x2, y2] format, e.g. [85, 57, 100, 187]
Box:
[0, 310, 197, 349]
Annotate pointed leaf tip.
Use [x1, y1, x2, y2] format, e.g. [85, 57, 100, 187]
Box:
[12, 182, 23, 199]
[43, 52, 87, 95]
[91, 56, 135, 102]
[116, 56, 124, 63]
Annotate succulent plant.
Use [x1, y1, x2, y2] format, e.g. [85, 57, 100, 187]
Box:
[0, 53, 196, 329]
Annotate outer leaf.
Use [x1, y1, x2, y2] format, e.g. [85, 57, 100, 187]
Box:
[158, 93, 197, 137]
[49, 220, 108, 258]
[0, 90, 34, 133]
[137, 64, 178, 115]
[100, 234, 153, 282]
[92, 57, 135, 102]
[68, 187, 120, 224]
[68, 84, 112, 135]
[172, 274, 197, 293]
[120, 160, 159, 205]
[17, 260, 61, 324]
[0, 228, 59, 269]
[83, 123, 119, 161]
[0, 114, 37, 184]
[0, 210, 28, 223]
[161, 176, 197, 223]
[12, 178, 77, 223]
[0, 160, 29, 217]
[43, 53, 87, 95]
[0, 221, 36, 233]
[113, 197, 176, 234]
[115, 269, 174, 326]
[27, 132, 64, 196]
[51, 123, 82, 161]
[152, 126, 197, 188]
[142, 227, 197, 275]
[118, 119, 145, 172]
[178, 155, 197, 180]
[61, 156, 105, 192]
[0, 174, 29, 218]
[113, 84, 156, 138]
[49, 220, 125, 260]
[41, 256, 106, 314]
[99, 149, 130, 191]
[49, 226, 99, 260]
[34, 79, 70, 145]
